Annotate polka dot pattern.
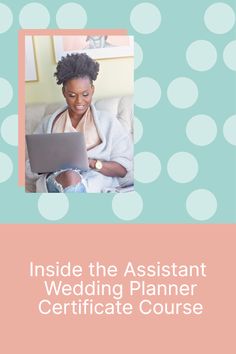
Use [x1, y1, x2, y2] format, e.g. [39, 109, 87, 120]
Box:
[186, 189, 217, 221]
[133, 117, 143, 144]
[186, 115, 217, 146]
[0, 1, 234, 223]
[130, 2, 161, 34]
[56, 3, 87, 28]
[134, 77, 161, 108]
[204, 2, 235, 34]
[134, 41, 143, 70]
[167, 77, 198, 109]
[167, 152, 198, 183]
[223, 115, 236, 145]
[0, 152, 13, 183]
[1, 114, 18, 146]
[38, 194, 69, 221]
[134, 152, 161, 183]
[0, 78, 13, 108]
[0, 3, 13, 33]
[112, 192, 143, 221]
[19, 3, 50, 29]
[186, 40, 217, 71]
[223, 40, 236, 71]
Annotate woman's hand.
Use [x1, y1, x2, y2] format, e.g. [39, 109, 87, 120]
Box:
[88, 158, 127, 178]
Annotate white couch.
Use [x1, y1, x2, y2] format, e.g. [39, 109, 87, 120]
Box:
[25, 95, 134, 192]
[26, 95, 133, 136]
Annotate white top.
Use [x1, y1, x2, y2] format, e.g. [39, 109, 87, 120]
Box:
[26, 104, 133, 193]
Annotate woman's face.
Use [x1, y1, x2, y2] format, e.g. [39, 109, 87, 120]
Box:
[63, 77, 94, 118]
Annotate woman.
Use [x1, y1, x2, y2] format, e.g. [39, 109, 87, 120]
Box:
[26, 53, 133, 193]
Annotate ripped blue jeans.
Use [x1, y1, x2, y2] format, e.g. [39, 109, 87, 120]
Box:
[46, 169, 86, 193]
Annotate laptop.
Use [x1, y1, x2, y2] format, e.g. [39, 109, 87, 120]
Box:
[26, 132, 89, 173]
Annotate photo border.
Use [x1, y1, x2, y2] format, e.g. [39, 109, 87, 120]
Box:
[18, 29, 128, 187]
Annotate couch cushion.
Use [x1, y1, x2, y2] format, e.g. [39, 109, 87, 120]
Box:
[25, 102, 64, 135]
[26, 96, 133, 136]
[94, 95, 133, 134]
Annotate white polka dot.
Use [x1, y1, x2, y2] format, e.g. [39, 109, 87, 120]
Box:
[130, 2, 161, 34]
[0, 78, 13, 108]
[38, 194, 69, 221]
[186, 40, 217, 71]
[0, 3, 13, 33]
[186, 115, 217, 146]
[112, 191, 143, 221]
[0, 152, 13, 183]
[167, 152, 198, 183]
[223, 40, 236, 71]
[1, 114, 18, 146]
[134, 41, 143, 70]
[186, 189, 217, 221]
[19, 3, 50, 29]
[134, 116, 143, 144]
[134, 152, 161, 183]
[56, 3, 87, 28]
[204, 2, 235, 34]
[167, 77, 198, 109]
[223, 114, 236, 145]
[135, 77, 161, 108]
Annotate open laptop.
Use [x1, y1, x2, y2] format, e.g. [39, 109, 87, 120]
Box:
[26, 132, 89, 173]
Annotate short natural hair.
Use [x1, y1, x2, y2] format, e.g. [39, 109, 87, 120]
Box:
[54, 53, 100, 85]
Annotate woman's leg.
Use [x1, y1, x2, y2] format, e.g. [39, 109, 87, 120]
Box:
[46, 170, 86, 193]
[64, 183, 86, 193]
[55, 170, 81, 188]
[46, 173, 63, 192]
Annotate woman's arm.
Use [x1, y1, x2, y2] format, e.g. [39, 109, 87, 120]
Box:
[89, 159, 127, 178]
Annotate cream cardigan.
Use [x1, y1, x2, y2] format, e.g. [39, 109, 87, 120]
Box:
[26, 104, 133, 193]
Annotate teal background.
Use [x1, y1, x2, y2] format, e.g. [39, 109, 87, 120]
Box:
[0, 0, 235, 223]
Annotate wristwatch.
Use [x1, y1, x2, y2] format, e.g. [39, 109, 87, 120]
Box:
[94, 159, 103, 170]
